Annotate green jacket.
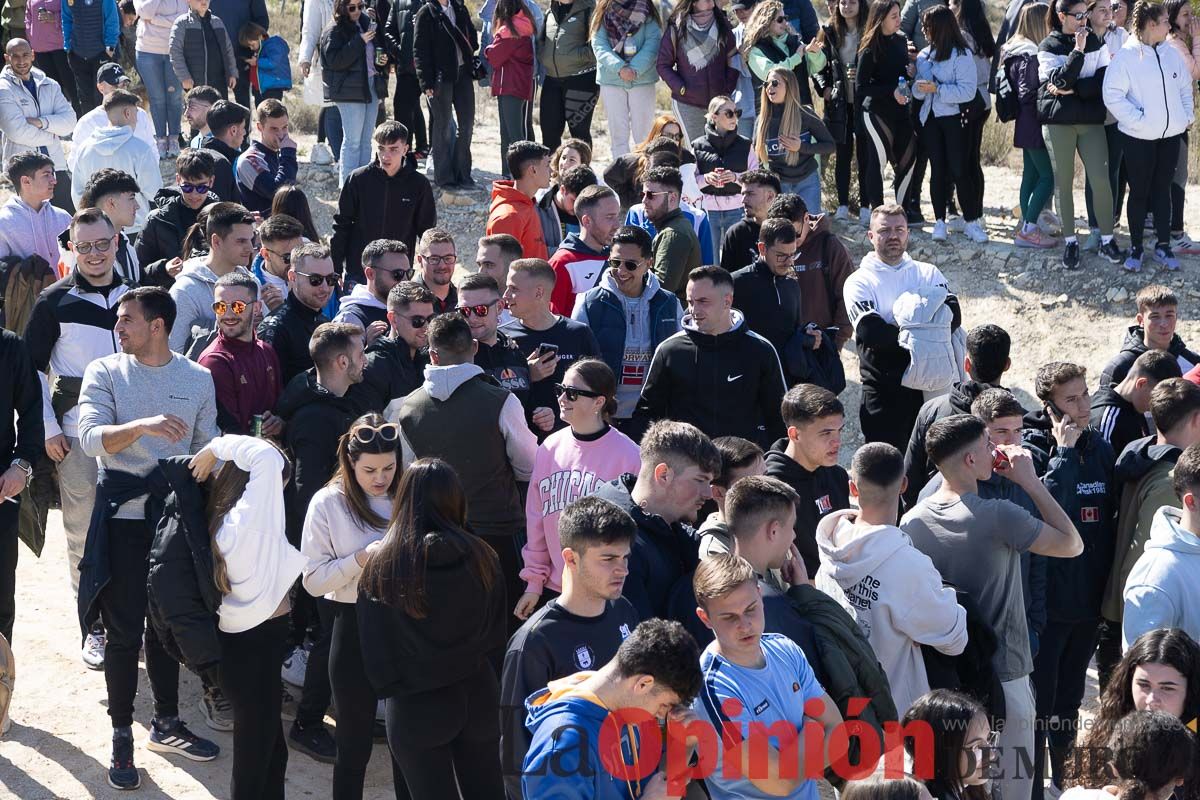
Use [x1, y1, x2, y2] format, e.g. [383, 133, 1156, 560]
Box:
[651, 207, 702, 301]
[3, 0, 27, 33]
[1101, 437, 1181, 622]
[537, 0, 596, 78]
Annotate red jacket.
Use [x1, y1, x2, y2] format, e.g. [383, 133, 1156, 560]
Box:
[486, 180, 548, 260]
[484, 15, 534, 100]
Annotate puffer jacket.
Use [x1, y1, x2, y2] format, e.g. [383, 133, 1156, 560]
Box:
[1102, 38, 1194, 141]
[691, 124, 753, 198]
[136, 188, 219, 268]
[894, 286, 966, 393]
[133, 0, 189, 55]
[147, 455, 222, 678]
[538, 0, 596, 78]
[321, 16, 380, 103]
[1003, 39, 1045, 150]
[168, 9, 238, 87]
[1037, 30, 1110, 126]
[484, 13, 535, 100]
[591, 16, 661, 87]
[0, 65, 75, 171]
[912, 46, 978, 123]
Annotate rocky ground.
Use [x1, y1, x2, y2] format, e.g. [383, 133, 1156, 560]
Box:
[2, 86, 1197, 797]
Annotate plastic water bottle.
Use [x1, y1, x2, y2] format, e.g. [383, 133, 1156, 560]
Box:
[897, 77, 910, 100]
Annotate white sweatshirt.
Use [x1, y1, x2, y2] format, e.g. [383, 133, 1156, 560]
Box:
[301, 483, 392, 604]
[815, 508, 968, 715]
[211, 435, 309, 633]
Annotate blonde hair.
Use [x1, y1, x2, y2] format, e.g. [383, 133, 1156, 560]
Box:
[693, 553, 757, 609]
[753, 68, 804, 167]
[1011, 1, 1050, 46]
[743, 0, 786, 57]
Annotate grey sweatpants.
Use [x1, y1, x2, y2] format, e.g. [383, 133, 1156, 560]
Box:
[58, 435, 97, 601]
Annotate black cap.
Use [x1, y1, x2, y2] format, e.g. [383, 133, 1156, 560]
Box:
[96, 62, 130, 87]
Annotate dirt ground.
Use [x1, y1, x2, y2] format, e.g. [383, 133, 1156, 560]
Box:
[2, 84, 1194, 798]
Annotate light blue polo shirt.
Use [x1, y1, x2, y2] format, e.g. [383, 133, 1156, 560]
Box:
[692, 633, 826, 800]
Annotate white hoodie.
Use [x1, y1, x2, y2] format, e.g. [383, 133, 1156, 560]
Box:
[1103, 38, 1195, 142]
[1122, 505, 1200, 648]
[815, 508, 968, 715]
[843, 251, 950, 328]
[70, 124, 163, 233]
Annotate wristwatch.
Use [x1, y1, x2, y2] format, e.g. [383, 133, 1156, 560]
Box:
[9, 459, 32, 480]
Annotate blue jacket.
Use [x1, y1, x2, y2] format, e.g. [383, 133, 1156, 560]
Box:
[572, 270, 682, 383]
[235, 139, 298, 215]
[62, 0, 119, 57]
[912, 46, 978, 124]
[591, 19, 662, 88]
[782, 0, 818, 42]
[523, 674, 652, 800]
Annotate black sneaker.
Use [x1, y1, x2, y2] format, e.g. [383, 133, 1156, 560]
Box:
[1098, 238, 1128, 264]
[147, 717, 220, 762]
[289, 720, 337, 764]
[108, 730, 140, 790]
[1063, 240, 1081, 270]
[906, 208, 926, 226]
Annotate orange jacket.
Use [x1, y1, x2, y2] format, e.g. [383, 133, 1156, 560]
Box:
[486, 180, 548, 261]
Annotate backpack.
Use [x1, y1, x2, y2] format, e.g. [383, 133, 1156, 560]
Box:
[0, 254, 55, 336]
[257, 35, 294, 92]
[995, 56, 1020, 123]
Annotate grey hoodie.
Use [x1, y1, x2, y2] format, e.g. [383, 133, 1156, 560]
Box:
[1122, 505, 1200, 648]
[815, 508, 968, 715]
[167, 260, 257, 353]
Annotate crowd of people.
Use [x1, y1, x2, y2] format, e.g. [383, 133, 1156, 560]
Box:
[0, 0, 1199, 798]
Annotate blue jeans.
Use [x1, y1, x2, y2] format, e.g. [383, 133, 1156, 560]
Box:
[135, 51, 182, 137]
[781, 171, 822, 216]
[336, 85, 379, 186]
[706, 207, 744, 259]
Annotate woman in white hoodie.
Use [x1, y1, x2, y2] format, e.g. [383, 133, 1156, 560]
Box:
[1102, 0, 1195, 272]
[190, 434, 307, 800]
[814, 442, 967, 716]
[300, 412, 408, 800]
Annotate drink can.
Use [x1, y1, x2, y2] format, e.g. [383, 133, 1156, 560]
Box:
[252, 415, 264, 437]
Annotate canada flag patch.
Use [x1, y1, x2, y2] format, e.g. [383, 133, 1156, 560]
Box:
[1081, 507, 1099, 523]
[815, 495, 833, 514]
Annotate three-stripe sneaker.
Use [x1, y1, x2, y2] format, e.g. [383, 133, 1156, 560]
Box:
[147, 717, 220, 762]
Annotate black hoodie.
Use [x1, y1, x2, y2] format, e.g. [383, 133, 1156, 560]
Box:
[763, 438, 850, 578]
[1099, 325, 1200, 389]
[903, 380, 994, 509]
[258, 293, 330, 386]
[635, 311, 787, 449]
[1022, 411, 1117, 623]
[732, 258, 803, 383]
[275, 369, 361, 543]
[1090, 384, 1149, 465]
[330, 160, 437, 284]
[346, 334, 425, 414]
[136, 187, 219, 268]
[590, 474, 700, 621]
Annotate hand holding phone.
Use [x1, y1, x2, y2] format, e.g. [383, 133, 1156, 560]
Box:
[1047, 403, 1082, 448]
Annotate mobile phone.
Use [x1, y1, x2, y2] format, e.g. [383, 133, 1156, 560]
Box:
[1045, 402, 1066, 422]
[536, 343, 560, 360]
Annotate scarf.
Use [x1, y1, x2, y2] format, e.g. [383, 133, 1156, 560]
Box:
[603, 0, 652, 49]
[682, 14, 720, 70]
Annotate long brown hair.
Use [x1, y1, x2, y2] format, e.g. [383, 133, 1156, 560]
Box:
[358, 459, 498, 618]
[859, 0, 902, 56]
[271, 185, 322, 243]
[330, 413, 402, 531]
[666, 0, 733, 39]
[922, 4, 968, 60]
[754, 67, 805, 167]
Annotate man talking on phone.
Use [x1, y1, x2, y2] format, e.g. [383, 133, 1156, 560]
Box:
[501, 258, 600, 434]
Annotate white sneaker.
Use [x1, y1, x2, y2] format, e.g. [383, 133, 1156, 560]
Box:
[964, 220, 990, 243]
[932, 220, 948, 241]
[82, 630, 105, 670]
[310, 142, 335, 166]
[859, 207, 872, 227]
[947, 215, 966, 233]
[834, 205, 850, 221]
[281, 645, 309, 687]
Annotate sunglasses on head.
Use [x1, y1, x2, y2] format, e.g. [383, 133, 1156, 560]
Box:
[608, 257, 642, 272]
[72, 238, 113, 254]
[398, 313, 431, 328]
[211, 300, 248, 315]
[555, 383, 604, 401]
[457, 300, 498, 318]
[179, 182, 211, 194]
[295, 270, 339, 287]
[350, 423, 399, 445]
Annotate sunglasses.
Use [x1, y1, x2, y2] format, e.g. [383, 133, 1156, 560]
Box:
[346, 2, 363, 9]
[72, 237, 113, 254]
[1065, 10, 1087, 18]
[663, 132, 684, 141]
[384, 267, 414, 282]
[718, 107, 743, 118]
[398, 313, 431, 328]
[211, 300, 248, 315]
[767, 79, 783, 88]
[295, 270, 340, 287]
[608, 257, 643, 272]
[350, 423, 399, 445]
[642, 189, 673, 199]
[264, 246, 292, 265]
[555, 383, 604, 401]
[774, 15, 786, 22]
[179, 182, 211, 194]
[457, 300, 498, 318]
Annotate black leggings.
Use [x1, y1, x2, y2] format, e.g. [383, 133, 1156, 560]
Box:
[861, 104, 917, 209]
[835, 103, 871, 209]
[385, 662, 505, 799]
[963, 108, 988, 219]
[220, 616, 291, 800]
[1122, 131, 1181, 250]
[329, 602, 410, 800]
[296, 595, 334, 729]
[925, 115, 980, 221]
[539, 71, 599, 152]
[393, 71, 428, 152]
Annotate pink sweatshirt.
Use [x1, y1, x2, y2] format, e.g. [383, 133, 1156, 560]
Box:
[521, 426, 641, 594]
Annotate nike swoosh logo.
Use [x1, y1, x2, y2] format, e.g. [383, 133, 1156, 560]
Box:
[727, 375, 742, 382]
